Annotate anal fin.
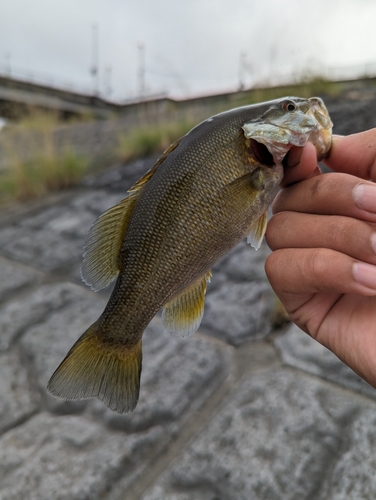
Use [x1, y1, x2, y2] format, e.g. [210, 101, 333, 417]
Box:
[162, 271, 212, 337]
[247, 211, 268, 250]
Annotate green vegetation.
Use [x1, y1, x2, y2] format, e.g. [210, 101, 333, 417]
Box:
[0, 112, 89, 203]
[0, 75, 343, 205]
[116, 77, 341, 163]
[117, 118, 197, 161]
[227, 77, 341, 109]
[0, 112, 197, 204]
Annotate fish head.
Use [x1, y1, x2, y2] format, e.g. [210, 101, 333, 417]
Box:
[242, 96, 333, 166]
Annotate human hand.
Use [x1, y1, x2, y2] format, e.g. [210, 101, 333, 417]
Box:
[265, 129, 376, 387]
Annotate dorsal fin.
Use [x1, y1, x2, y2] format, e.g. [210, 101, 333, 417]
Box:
[247, 211, 268, 250]
[81, 139, 181, 291]
[162, 271, 212, 337]
[158, 138, 181, 162]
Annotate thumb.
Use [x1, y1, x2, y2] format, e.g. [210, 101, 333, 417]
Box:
[324, 129, 376, 180]
[281, 142, 319, 187]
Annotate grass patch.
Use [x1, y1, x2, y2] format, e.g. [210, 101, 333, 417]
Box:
[0, 111, 89, 203]
[117, 77, 340, 162]
[230, 77, 342, 109]
[0, 75, 343, 205]
[117, 118, 197, 161]
[0, 150, 88, 201]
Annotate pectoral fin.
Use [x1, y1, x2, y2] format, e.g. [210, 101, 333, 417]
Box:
[162, 271, 212, 337]
[247, 211, 268, 250]
[222, 172, 260, 201]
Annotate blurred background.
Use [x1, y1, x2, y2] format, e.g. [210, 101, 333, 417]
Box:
[0, 0, 376, 202]
[2, 2, 376, 499]
[1, 0, 376, 100]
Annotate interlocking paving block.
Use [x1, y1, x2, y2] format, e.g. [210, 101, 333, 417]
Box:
[275, 324, 376, 399]
[217, 239, 270, 282]
[0, 412, 165, 500]
[0, 192, 107, 272]
[83, 157, 156, 193]
[20, 284, 106, 413]
[142, 369, 375, 500]
[0, 350, 39, 434]
[69, 190, 124, 219]
[0, 225, 83, 272]
[44, 209, 95, 239]
[0, 256, 41, 304]
[17, 205, 68, 229]
[91, 321, 230, 432]
[18, 282, 229, 419]
[0, 282, 87, 351]
[201, 280, 272, 345]
[0, 190, 132, 274]
[329, 408, 376, 499]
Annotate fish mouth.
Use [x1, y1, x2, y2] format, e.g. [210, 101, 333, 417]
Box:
[243, 96, 333, 166]
[250, 139, 274, 166]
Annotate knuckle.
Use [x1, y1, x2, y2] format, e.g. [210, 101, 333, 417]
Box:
[265, 212, 288, 247]
[328, 216, 351, 243]
[264, 252, 276, 279]
[309, 248, 333, 283]
[265, 251, 282, 284]
[309, 173, 340, 201]
[328, 216, 372, 255]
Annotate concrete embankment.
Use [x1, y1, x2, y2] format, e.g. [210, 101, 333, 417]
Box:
[1, 88, 376, 499]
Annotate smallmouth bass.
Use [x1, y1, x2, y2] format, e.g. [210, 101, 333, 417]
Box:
[48, 97, 332, 413]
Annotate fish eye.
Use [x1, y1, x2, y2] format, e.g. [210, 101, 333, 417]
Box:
[282, 101, 297, 112]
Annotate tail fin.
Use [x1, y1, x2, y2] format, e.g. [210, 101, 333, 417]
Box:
[47, 322, 142, 413]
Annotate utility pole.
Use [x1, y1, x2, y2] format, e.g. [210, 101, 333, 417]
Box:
[90, 24, 99, 95]
[4, 52, 11, 77]
[137, 42, 145, 99]
[238, 51, 246, 91]
[104, 66, 112, 97]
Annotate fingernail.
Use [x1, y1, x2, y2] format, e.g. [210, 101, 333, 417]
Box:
[332, 134, 344, 138]
[353, 262, 376, 290]
[285, 147, 303, 168]
[353, 184, 376, 213]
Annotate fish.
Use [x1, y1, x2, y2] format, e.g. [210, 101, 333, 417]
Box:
[47, 96, 333, 413]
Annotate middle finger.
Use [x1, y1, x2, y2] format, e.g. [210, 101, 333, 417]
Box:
[266, 211, 376, 267]
[273, 172, 376, 224]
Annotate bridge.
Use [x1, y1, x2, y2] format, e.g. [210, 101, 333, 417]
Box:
[0, 73, 264, 123]
[2, 67, 376, 124]
[0, 75, 125, 119]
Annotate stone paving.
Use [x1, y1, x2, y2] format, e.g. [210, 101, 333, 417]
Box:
[1, 91, 376, 499]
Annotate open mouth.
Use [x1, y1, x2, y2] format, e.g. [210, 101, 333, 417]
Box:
[251, 139, 274, 166]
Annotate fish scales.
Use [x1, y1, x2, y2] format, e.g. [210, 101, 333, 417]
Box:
[47, 97, 333, 413]
[103, 121, 258, 333]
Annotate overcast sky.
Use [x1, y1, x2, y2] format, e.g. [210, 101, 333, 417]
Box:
[1, 0, 376, 102]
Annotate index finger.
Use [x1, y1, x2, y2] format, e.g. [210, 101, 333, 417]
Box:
[324, 129, 376, 180]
